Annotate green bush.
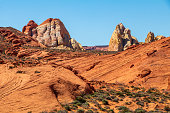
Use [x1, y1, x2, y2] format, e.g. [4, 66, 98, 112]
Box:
[107, 109, 114, 113]
[125, 102, 132, 105]
[64, 104, 71, 111]
[118, 106, 131, 112]
[112, 97, 119, 102]
[135, 108, 147, 113]
[85, 110, 93, 113]
[77, 109, 84, 113]
[106, 96, 112, 100]
[136, 101, 144, 107]
[16, 70, 25, 73]
[76, 96, 86, 103]
[164, 106, 170, 111]
[57, 110, 68, 113]
[102, 99, 109, 105]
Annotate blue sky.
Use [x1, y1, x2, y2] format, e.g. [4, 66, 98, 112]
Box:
[0, 0, 170, 46]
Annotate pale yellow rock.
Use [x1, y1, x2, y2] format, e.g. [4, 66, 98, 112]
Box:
[71, 38, 84, 50]
[108, 23, 138, 51]
[155, 35, 166, 41]
[145, 32, 166, 43]
[145, 32, 155, 43]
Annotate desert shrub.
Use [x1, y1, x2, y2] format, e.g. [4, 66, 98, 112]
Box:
[72, 100, 82, 106]
[93, 101, 102, 109]
[135, 97, 140, 101]
[107, 109, 114, 113]
[97, 89, 105, 94]
[132, 86, 140, 90]
[126, 92, 133, 96]
[143, 97, 151, 103]
[118, 106, 131, 113]
[136, 101, 144, 107]
[84, 94, 91, 99]
[147, 88, 158, 94]
[76, 96, 86, 103]
[64, 104, 71, 111]
[116, 91, 125, 98]
[135, 108, 147, 113]
[112, 97, 119, 102]
[106, 96, 112, 100]
[57, 110, 68, 113]
[147, 110, 163, 113]
[9, 66, 14, 69]
[85, 110, 93, 113]
[104, 106, 110, 109]
[101, 85, 106, 88]
[40, 111, 48, 113]
[77, 109, 84, 113]
[110, 95, 116, 99]
[109, 89, 115, 95]
[125, 102, 132, 105]
[16, 70, 25, 73]
[71, 104, 78, 110]
[35, 70, 41, 73]
[102, 99, 109, 105]
[148, 96, 157, 102]
[100, 108, 106, 111]
[164, 106, 170, 111]
[81, 102, 90, 109]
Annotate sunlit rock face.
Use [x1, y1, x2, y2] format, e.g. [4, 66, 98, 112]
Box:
[145, 32, 166, 43]
[108, 23, 138, 51]
[145, 32, 155, 43]
[23, 18, 83, 50]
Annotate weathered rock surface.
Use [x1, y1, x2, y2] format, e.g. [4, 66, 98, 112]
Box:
[71, 38, 83, 50]
[108, 23, 138, 51]
[145, 32, 166, 43]
[22, 20, 38, 36]
[155, 35, 166, 40]
[54, 37, 170, 90]
[22, 18, 83, 50]
[0, 65, 94, 113]
[145, 32, 155, 43]
[0, 27, 44, 56]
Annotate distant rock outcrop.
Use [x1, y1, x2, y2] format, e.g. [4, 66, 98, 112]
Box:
[108, 23, 138, 51]
[83, 45, 108, 51]
[145, 32, 166, 43]
[155, 35, 166, 40]
[71, 38, 83, 50]
[145, 32, 155, 43]
[22, 20, 38, 36]
[22, 18, 83, 50]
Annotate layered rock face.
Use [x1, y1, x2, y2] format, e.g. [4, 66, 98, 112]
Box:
[145, 32, 166, 43]
[0, 27, 44, 56]
[22, 18, 83, 50]
[108, 23, 138, 51]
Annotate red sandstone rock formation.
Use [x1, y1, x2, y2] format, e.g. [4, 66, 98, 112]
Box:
[108, 23, 138, 51]
[22, 18, 83, 50]
[22, 20, 38, 36]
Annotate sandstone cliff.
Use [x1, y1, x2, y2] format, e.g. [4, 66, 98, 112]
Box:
[23, 18, 83, 50]
[108, 23, 138, 51]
